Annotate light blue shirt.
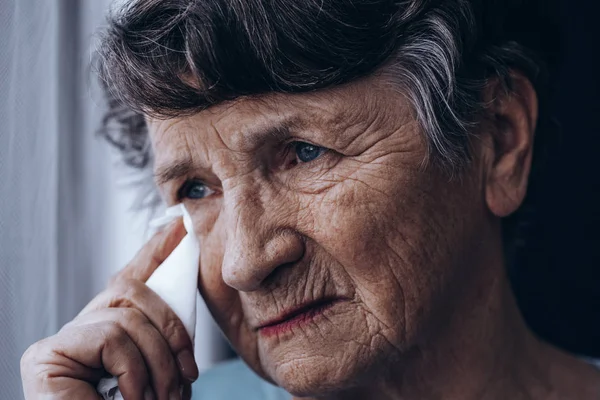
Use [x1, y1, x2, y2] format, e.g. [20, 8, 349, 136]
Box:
[191, 357, 600, 399]
[191, 359, 290, 400]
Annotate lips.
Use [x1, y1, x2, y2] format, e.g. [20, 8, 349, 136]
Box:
[257, 297, 344, 336]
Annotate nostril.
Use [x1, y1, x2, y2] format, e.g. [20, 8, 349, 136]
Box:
[221, 231, 305, 292]
[261, 260, 302, 288]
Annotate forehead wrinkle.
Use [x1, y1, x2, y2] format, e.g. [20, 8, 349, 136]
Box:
[150, 117, 211, 186]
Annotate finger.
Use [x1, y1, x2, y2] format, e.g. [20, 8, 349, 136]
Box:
[74, 308, 181, 400]
[22, 323, 150, 400]
[78, 279, 198, 382]
[182, 382, 192, 400]
[116, 217, 186, 283]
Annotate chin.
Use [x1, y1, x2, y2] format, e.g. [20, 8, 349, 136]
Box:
[268, 354, 366, 397]
[256, 328, 392, 397]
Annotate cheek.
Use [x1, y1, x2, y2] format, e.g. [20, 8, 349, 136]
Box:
[189, 202, 225, 302]
[194, 208, 242, 332]
[303, 165, 474, 347]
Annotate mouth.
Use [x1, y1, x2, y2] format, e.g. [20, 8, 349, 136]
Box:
[257, 297, 344, 337]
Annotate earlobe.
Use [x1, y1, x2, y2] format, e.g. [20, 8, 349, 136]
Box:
[484, 72, 538, 218]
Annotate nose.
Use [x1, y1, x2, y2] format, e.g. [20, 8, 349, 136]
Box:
[220, 184, 305, 292]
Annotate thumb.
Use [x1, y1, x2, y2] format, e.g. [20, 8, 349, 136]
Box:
[114, 217, 187, 283]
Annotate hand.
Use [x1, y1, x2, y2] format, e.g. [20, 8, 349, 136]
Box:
[20, 219, 197, 400]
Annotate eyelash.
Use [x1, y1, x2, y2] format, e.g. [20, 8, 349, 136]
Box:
[176, 141, 329, 200]
[285, 141, 329, 166]
[177, 179, 215, 201]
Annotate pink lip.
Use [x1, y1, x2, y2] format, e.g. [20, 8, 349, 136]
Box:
[257, 298, 343, 337]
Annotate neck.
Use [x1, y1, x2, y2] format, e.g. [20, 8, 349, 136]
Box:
[296, 245, 600, 400]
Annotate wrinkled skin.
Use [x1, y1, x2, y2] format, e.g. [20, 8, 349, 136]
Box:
[147, 72, 600, 399]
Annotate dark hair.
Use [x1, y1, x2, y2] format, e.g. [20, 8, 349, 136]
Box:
[96, 0, 559, 247]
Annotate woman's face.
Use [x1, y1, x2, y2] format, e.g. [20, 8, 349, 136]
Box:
[148, 75, 491, 396]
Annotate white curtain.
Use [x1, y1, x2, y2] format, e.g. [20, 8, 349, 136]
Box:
[0, 1, 226, 398]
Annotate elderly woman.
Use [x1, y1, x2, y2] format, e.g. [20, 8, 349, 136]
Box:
[20, 0, 600, 399]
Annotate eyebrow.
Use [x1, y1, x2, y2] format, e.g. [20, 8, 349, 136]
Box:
[154, 158, 196, 186]
[237, 118, 299, 148]
[153, 117, 303, 186]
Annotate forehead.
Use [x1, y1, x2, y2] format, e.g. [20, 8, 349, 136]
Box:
[147, 73, 412, 164]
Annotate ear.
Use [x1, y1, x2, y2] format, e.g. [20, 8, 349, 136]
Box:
[483, 71, 538, 218]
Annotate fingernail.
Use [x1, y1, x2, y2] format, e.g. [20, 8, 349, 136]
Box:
[177, 349, 199, 382]
[144, 386, 155, 400]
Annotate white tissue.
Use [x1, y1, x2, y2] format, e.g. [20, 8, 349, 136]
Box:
[145, 205, 199, 340]
[97, 204, 200, 400]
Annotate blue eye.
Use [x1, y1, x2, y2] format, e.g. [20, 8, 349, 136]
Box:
[178, 180, 214, 200]
[294, 142, 326, 163]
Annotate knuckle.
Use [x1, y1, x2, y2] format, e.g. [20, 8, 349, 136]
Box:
[107, 278, 144, 308]
[101, 323, 140, 365]
[20, 341, 42, 368]
[102, 320, 129, 346]
[161, 316, 189, 351]
[116, 307, 146, 325]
